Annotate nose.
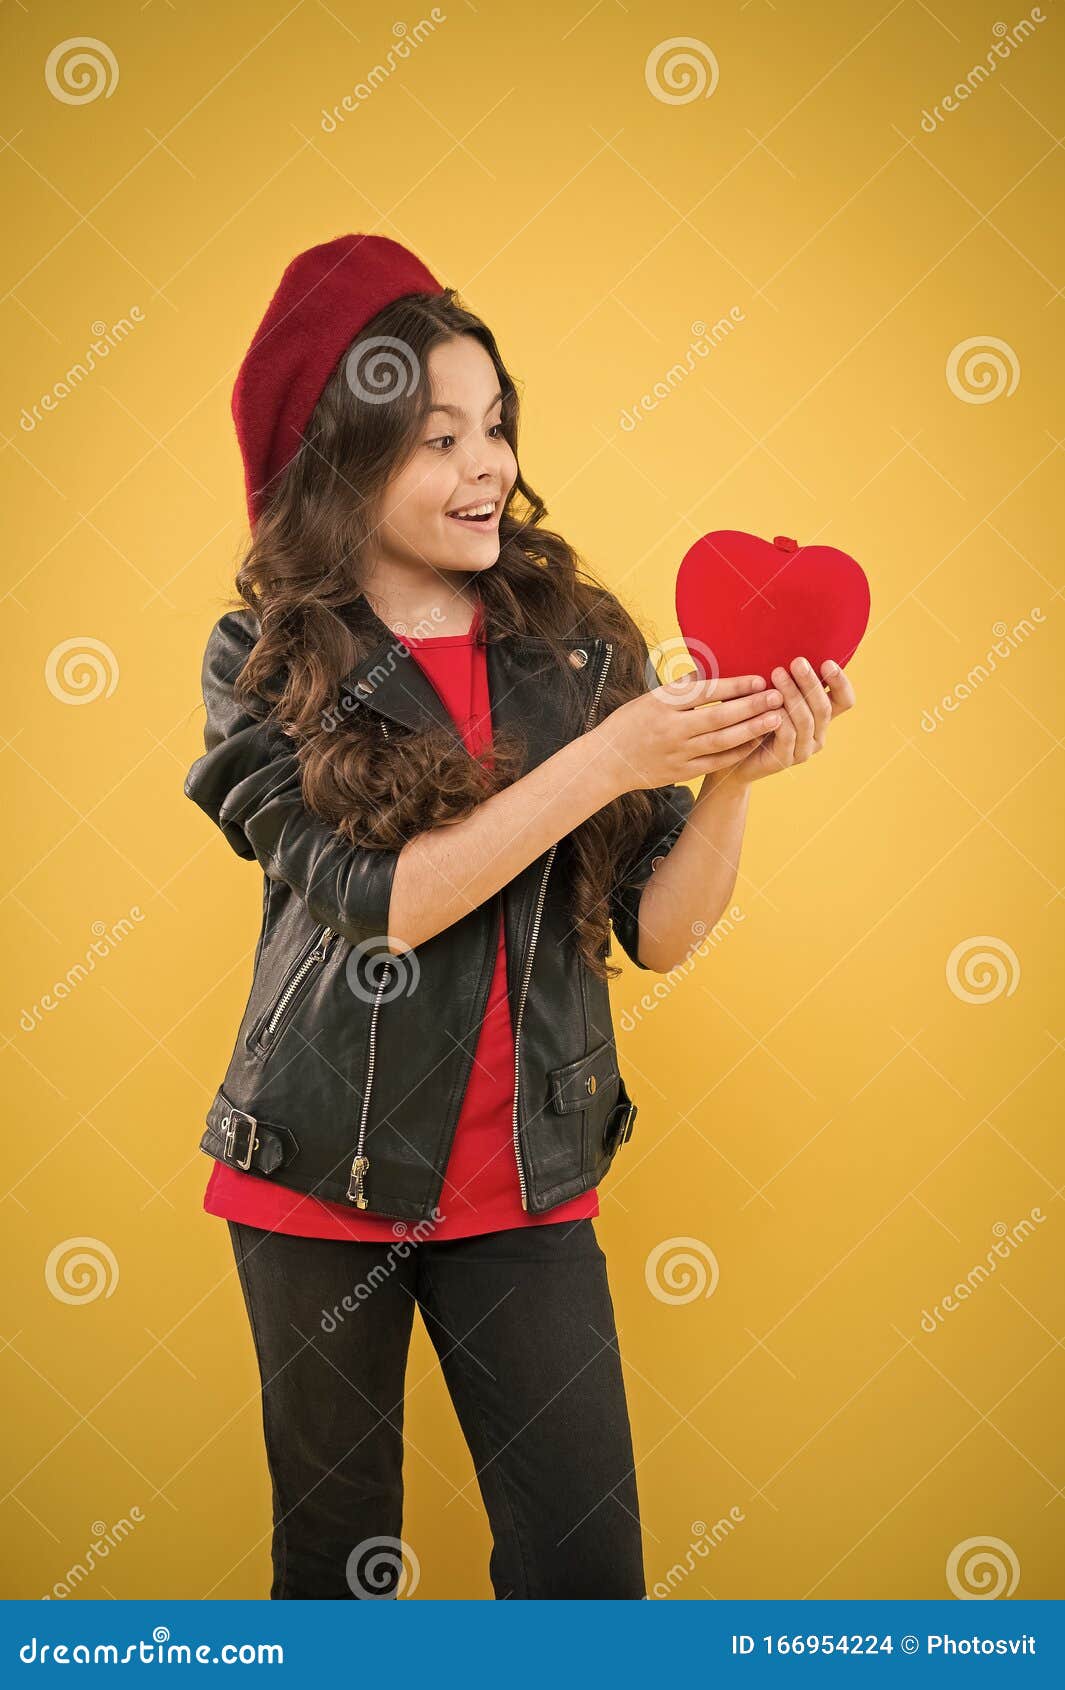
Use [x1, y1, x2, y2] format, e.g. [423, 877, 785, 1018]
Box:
[455, 432, 497, 477]
[461, 451, 493, 480]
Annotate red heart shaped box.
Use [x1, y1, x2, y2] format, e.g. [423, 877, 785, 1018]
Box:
[675, 530, 871, 682]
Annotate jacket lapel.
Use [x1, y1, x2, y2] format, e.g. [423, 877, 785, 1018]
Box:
[335, 601, 458, 739]
[336, 598, 605, 780]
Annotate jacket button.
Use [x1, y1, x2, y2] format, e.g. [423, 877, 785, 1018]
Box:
[772, 535, 798, 552]
[569, 648, 588, 668]
[586, 1074, 597, 1094]
[355, 678, 374, 695]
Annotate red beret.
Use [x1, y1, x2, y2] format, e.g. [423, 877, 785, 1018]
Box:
[231, 233, 444, 523]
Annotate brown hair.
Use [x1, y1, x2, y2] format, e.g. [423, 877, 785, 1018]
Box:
[225, 288, 663, 979]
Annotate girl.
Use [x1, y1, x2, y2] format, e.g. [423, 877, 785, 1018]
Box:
[185, 234, 855, 1601]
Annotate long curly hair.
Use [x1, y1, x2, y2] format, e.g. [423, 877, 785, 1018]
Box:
[224, 287, 665, 980]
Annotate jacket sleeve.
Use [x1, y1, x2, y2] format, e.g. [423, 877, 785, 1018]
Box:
[608, 780, 695, 970]
[606, 621, 696, 970]
[183, 610, 401, 958]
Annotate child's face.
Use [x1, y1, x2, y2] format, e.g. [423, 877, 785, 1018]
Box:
[373, 335, 517, 579]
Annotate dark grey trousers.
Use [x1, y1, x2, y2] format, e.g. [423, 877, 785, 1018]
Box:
[227, 1216, 646, 1599]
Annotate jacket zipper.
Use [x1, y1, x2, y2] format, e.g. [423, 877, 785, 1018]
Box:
[345, 648, 614, 1212]
[347, 716, 393, 1206]
[510, 641, 614, 1209]
[347, 965, 390, 1206]
[257, 924, 337, 1050]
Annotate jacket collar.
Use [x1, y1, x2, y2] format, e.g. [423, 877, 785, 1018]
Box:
[334, 597, 607, 772]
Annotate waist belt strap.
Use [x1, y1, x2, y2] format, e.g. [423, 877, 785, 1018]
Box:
[200, 1089, 300, 1176]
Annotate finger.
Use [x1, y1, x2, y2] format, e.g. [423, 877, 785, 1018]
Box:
[656, 671, 767, 708]
[771, 662, 815, 759]
[693, 746, 767, 777]
[789, 654, 832, 735]
[764, 706, 797, 774]
[705, 671, 769, 703]
[783, 692, 816, 761]
[687, 707, 782, 758]
[681, 686, 783, 732]
[690, 733, 775, 774]
[820, 658, 856, 715]
[767, 704, 796, 771]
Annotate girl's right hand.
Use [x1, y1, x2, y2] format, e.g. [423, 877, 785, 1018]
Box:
[589, 670, 784, 796]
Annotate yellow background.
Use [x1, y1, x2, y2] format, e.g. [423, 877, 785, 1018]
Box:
[3, 0, 1062, 1600]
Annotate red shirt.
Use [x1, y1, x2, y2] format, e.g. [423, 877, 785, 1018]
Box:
[202, 599, 599, 1241]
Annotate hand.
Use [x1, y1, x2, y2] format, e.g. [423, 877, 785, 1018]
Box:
[722, 656, 857, 788]
[589, 669, 786, 797]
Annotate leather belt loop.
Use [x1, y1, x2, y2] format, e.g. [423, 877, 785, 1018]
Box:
[201, 1090, 300, 1177]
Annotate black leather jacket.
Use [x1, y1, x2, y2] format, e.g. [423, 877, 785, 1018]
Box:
[183, 603, 694, 1223]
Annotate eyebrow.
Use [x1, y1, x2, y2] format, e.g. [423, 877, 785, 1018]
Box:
[428, 390, 505, 419]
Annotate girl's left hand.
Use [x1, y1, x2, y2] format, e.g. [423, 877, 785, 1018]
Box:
[726, 656, 857, 787]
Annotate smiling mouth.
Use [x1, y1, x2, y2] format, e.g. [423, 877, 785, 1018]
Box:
[446, 499, 498, 524]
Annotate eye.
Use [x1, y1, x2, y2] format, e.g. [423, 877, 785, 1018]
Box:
[426, 421, 505, 451]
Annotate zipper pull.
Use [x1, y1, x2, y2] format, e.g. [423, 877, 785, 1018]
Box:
[347, 1154, 370, 1207]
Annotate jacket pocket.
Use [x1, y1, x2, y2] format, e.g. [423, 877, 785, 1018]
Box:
[547, 1038, 638, 1169]
[548, 1036, 620, 1114]
[247, 923, 340, 1058]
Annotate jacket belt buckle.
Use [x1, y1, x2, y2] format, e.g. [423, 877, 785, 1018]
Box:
[222, 1108, 259, 1170]
[617, 1101, 636, 1145]
[605, 1099, 637, 1154]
